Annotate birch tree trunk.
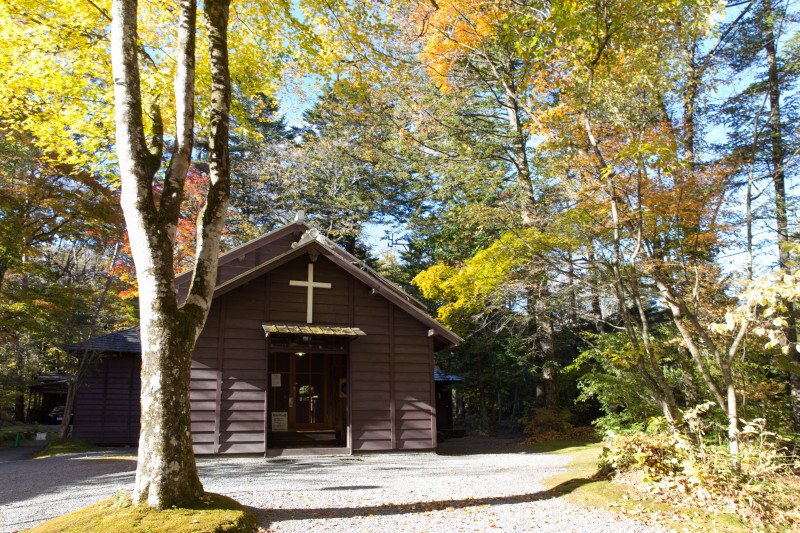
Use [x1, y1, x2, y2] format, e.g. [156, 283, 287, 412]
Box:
[111, 0, 231, 509]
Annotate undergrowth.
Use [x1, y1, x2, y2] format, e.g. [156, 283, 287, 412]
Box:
[521, 408, 601, 444]
[600, 418, 800, 531]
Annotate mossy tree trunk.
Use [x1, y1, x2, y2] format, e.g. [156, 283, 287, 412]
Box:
[111, 0, 231, 509]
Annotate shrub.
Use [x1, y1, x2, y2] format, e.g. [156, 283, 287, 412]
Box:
[521, 407, 573, 435]
[599, 431, 695, 482]
[599, 423, 800, 530]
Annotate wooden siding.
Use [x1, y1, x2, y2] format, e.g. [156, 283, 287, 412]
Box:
[348, 276, 435, 452]
[191, 277, 270, 454]
[73, 354, 140, 445]
[78, 248, 439, 454]
[75, 246, 436, 454]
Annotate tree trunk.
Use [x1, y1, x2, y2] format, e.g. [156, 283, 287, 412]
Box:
[538, 309, 559, 410]
[478, 351, 488, 432]
[135, 323, 203, 506]
[111, 0, 231, 509]
[59, 244, 120, 440]
[58, 380, 76, 439]
[764, 0, 800, 433]
[14, 394, 25, 422]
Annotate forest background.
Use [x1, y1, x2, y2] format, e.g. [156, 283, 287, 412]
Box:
[1, 0, 800, 526]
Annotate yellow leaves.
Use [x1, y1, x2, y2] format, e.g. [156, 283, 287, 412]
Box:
[412, 227, 580, 333]
[411, 0, 511, 91]
[724, 312, 736, 332]
[728, 266, 800, 354]
[2, 0, 377, 173]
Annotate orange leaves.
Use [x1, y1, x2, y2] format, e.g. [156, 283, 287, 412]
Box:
[113, 167, 232, 299]
[410, 0, 509, 92]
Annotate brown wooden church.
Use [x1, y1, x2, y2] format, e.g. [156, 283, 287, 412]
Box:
[72, 221, 461, 454]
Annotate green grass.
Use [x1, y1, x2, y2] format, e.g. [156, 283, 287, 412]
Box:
[24, 492, 257, 533]
[529, 439, 749, 533]
[31, 438, 103, 458]
[0, 424, 54, 447]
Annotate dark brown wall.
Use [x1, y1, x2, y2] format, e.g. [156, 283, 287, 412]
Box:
[76, 246, 437, 453]
[73, 354, 140, 445]
[189, 252, 436, 454]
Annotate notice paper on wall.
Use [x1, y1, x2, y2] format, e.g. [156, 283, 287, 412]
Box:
[271, 373, 281, 387]
[272, 411, 288, 431]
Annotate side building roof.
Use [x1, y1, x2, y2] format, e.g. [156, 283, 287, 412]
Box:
[69, 325, 141, 354]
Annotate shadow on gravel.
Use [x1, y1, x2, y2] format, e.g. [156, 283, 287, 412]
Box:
[255, 478, 593, 528]
[318, 485, 381, 491]
[0, 453, 135, 508]
[436, 437, 525, 456]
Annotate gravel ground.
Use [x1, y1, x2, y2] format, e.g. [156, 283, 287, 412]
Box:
[0, 440, 666, 533]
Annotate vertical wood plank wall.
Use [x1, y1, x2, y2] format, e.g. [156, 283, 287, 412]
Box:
[73, 354, 140, 445]
[185, 253, 436, 454]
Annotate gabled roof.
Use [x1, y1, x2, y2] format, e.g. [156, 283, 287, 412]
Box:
[174, 220, 309, 302]
[202, 228, 462, 350]
[118, 221, 460, 351]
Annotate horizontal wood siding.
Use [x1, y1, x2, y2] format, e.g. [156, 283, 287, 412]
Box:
[191, 299, 219, 452]
[350, 283, 392, 451]
[393, 310, 435, 450]
[190, 278, 270, 455]
[73, 354, 140, 445]
[177, 246, 439, 455]
[219, 278, 267, 454]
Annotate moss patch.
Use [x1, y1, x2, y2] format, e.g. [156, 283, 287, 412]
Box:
[31, 438, 102, 458]
[530, 440, 749, 533]
[25, 492, 257, 533]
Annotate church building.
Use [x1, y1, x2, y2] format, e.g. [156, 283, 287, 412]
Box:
[72, 221, 461, 455]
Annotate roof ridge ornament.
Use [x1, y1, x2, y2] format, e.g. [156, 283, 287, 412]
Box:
[291, 228, 332, 249]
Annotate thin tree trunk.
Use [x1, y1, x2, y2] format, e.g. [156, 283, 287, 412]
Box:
[538, 307, 559, 410]
[582, 113, 678, 425]
[59, 243, 120, 440]
[764, 0, 800, 433]
[478, 350, 488, 432]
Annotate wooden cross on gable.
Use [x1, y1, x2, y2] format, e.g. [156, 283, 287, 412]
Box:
[289, 262, 331, 323]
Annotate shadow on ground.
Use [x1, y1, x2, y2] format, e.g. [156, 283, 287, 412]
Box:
[253, 478, 593, 528]
[525, 439, 602, 454]
[436, 437, 525, 456]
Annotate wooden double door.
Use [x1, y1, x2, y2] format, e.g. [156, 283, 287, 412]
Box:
[267, 349, 347, 435]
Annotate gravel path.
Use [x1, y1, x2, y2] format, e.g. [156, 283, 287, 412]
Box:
[0, 440, 665, 533]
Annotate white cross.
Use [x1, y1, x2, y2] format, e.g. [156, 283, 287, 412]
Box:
[289, 263, 332, 323]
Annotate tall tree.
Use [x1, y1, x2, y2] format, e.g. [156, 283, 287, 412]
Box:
[720, 0, 800, 432]
[111, 0, 230, 507]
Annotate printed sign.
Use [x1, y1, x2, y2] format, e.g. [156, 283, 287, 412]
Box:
[271, 373, 281, 387]
[272, 411, 288, 432]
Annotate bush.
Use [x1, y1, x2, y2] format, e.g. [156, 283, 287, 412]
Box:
[599, 424, 800, 530]
[599, 431, 694, 482]
[521, 407, 573, 435]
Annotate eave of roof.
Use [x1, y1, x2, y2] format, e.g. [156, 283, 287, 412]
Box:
[68, 325, 141, 354]
[434, 368, 463, 382]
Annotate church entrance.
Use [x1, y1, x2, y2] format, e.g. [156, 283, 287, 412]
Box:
[266, 337, 348, 450]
